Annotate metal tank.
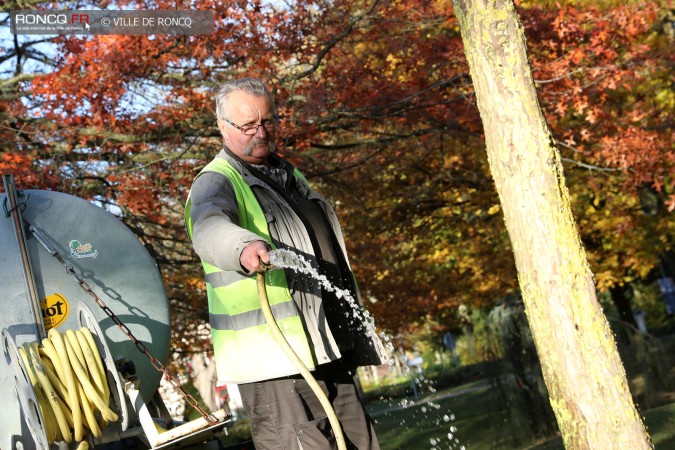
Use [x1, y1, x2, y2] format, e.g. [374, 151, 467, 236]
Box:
[0, 181, 229, 449]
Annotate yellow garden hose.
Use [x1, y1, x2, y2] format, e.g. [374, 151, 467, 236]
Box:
[18, 327, 118, 449]
[256, 269, 348, 450]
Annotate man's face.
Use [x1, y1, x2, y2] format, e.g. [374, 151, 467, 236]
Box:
[218, 90, 276, 165]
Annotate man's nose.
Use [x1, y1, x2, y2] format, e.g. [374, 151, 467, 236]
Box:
[254, 125, 267, 138]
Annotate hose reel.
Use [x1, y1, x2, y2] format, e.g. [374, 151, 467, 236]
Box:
[4, 302, 229, 449]
[2, 303, 123, 449]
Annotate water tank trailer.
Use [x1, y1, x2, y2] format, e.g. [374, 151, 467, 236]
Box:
[1, 175, 230, 449]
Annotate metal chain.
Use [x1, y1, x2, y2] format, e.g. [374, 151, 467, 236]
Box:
[27, 223, 218, 424]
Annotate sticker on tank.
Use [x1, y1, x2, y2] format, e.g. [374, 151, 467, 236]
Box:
[68, 239, 98, 258]
[40, 293, 70, 329]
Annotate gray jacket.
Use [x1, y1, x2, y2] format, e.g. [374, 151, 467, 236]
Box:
[189, 149, 388, 371]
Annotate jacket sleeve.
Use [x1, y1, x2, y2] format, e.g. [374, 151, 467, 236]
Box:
[189, 171, 266, 271]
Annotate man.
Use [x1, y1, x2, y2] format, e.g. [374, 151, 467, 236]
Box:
[185, 77, 387, 450]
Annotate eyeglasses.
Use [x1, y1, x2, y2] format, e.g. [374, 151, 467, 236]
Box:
[221, 115, 280, 136]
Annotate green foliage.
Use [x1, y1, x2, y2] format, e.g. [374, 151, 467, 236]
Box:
[597, 282, 674, 333]
[454, 306, 500, 365]
[632, 281, 673, 330]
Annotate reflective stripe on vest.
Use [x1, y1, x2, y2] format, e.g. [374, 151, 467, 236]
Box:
[209, 301, 298, 331]
[185, 157, 316, 382]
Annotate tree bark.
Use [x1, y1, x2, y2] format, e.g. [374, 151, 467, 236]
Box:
[451, 0, 652, 448]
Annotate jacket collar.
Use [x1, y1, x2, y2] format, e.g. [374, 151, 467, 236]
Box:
[219, 147, 296, 190]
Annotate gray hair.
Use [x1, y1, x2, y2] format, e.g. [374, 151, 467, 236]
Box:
[215, 78, 275, 121]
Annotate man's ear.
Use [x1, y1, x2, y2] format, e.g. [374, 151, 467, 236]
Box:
[218, 120, 227, 137]
[217, 120, 229, 143]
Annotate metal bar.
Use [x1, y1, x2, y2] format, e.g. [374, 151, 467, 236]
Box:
[2, 174, 47, 340]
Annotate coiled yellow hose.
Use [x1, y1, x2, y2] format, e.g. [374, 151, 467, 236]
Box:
[18, 327, 118, 449]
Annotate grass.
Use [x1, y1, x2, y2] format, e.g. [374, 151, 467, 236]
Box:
[525, 402, 675, 450]
[218, 381, 675, 449]
[369, 389, 502, 450]
[646, 402, 675, 449]
[368, 382, 675, 450]
[369, 381, 526, 450]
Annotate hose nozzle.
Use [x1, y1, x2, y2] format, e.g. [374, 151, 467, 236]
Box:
[258, 259, 274, 273]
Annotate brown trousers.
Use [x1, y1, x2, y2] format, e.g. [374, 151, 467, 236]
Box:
[238, 362, 380, 450]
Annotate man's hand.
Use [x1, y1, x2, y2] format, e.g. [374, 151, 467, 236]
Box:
[240, 240, 271, 273]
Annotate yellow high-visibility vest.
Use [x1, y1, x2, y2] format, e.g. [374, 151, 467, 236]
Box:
[185, 158, 315, 383]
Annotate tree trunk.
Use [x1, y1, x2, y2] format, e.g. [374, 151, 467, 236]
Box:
[451, 0, 652, 448]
